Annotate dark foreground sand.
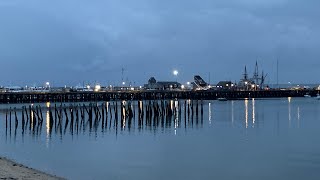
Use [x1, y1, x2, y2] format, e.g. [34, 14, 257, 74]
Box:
[0, 157, 65, 180]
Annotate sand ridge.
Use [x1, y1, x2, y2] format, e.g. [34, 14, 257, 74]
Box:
[0, 157, 65, 180]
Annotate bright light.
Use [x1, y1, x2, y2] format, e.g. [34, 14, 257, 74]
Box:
[122, 81, 125, 85]
[251, 84, 255, 88]
[181, 85, 185, 89]
[173, 70, 179, 76]
[231, 83, 234, 87]
[130, 87, 134, 91]
[86, 85, 90, 89]
[245, 81, 248, 85]
[45, 82, 50, 86]
[139, 86, 142, 89]
[187, 82, 190, 85]
[94, 84, 101, 92]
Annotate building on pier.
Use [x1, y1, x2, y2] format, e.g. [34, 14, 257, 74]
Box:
[216, 81, 235, 90]
[144, 77, 181, 90]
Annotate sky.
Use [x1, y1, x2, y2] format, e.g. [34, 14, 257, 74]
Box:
[0, 0, 319, 87]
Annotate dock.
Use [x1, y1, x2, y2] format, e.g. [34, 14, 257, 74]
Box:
[0, 89, 318, 104]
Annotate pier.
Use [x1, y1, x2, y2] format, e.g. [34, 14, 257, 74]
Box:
[4, 100, 206, 138]
[0, 89, 318, 104]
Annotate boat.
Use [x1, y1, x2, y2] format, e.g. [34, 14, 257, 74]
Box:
[218, 97, 228, 101]
[304, 94, 311, 98]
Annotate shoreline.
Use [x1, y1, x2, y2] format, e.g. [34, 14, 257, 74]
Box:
[0, 156, 65, 180]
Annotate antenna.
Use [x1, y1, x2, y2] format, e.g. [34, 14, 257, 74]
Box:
[121, 67, 125, 85]
[276, 59, 279, 88]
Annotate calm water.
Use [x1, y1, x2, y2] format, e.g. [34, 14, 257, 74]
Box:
[1, 98, 320, 180]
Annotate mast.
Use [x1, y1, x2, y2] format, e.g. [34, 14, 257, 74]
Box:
[243, 66, 248, 80]
[253, 60, 259, 85]
[277, 59, 279, 88]
[261, 71, 264, 87]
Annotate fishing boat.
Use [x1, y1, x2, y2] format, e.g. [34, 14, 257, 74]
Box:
[304, 94, 311, 98]
[218, 97, 228, 101]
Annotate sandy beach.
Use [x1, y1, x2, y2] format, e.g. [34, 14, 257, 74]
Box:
[0, 157, 64, 180]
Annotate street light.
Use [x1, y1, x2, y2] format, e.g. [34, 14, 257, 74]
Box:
[94, 84, 101, 92]
[173, 70, 178, 82]
[173, 70, 179, 76]
[45, 82, 50, 90]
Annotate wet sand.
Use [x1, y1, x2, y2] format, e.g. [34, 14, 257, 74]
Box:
[0, 157, 64, 180]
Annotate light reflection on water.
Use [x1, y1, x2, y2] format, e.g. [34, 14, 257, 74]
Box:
[0, 98, 320, 180]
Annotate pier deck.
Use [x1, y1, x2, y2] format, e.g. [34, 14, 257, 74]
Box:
[0, 89, 318, 104]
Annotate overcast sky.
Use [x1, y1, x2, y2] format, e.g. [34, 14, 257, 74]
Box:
[0, 0, 319, 86]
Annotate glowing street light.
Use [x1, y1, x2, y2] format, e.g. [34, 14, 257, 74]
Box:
[173, 70, 179, 82]
[173, 70, 179, 76]
[45, 82, 50, 90]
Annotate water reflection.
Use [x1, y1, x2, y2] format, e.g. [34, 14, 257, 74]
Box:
[208, 103, 212, 125]
[288, 97, 292, 128]
[2, 98, 309, 142]
[252, 98, 255, 128]
[297, 106, 300, 128]
[231, 101, 234, 126]
[245, 99, 249, 128]
[243, 98, 257, 129]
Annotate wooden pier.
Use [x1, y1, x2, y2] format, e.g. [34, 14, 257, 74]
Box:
[4, 100, 205, 138]
[0, 89, 318, 104]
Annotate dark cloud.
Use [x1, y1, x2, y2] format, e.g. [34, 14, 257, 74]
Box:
[0, 0, 319, 86]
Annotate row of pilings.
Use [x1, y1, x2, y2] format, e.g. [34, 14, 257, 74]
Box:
[0, 89, 317, 103]
[4, 100, 205, 138]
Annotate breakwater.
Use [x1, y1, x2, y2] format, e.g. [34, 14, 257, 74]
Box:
[0, 89, 318, 104]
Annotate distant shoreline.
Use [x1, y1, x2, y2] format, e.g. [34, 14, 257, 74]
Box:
[0, 156, 65, 180]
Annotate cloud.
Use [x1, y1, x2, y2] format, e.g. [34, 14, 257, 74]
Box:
[0, 0, 320, 85]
